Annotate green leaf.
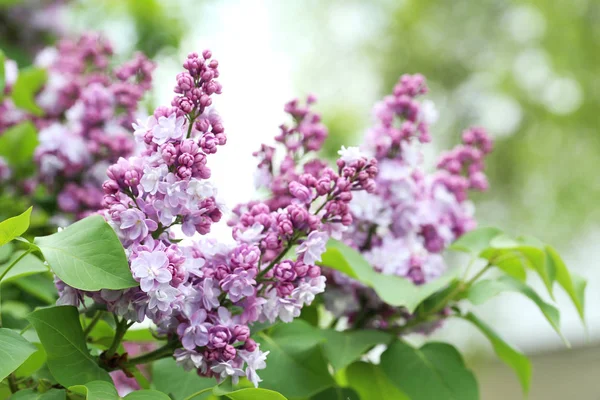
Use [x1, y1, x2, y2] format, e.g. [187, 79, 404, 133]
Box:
[0, 49, 5, 97]
[0, 242, 14, 263]
[321, 240, 456, 312]
[152, 358, 215, 400]
[10, 389, 66, 400]
[479, 248, 527, 281]
[345, 362, 409, 400]
[370, 271, 456, 313]
[0, 122, 38, 171]
[321, 329, 391, 371]
[69, 381, 118, 400]
[27, 306, 112, 386]
[516, 246, 556, 299]
[311, 387, 359, 400]
[0, 251, 48, 283]
[14, 342, 46, 377]
[255, 321, 334, 398]
[449, 227, 503, 255]
[545, 246, 586, 323]
[380, 341, 479, 400]
[224, 388, 287, 400]
[11, 66, 46, 116]
[0, 207, 32, 247]
[34, 215, 137, 291]
[0, 328, 37, 381]
[466, 275, 567, 345]
[319, 240, 362, 280]
[13, 274, 57, 304]
[124, 390, 172, 400]
[463, 312, 531, 394]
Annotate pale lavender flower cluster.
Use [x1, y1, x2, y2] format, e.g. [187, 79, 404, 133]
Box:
[322, 74, 493, 330]
[0, 33, 154, 219]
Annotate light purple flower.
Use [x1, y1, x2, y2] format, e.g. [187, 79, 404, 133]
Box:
[198, 277, 221, 310]
[211, 361, 245, 384]
[141, 164, 168, 195]
[118, 208, 157, 242]
[220, 268, 256, 302]
[177, 309, 211, 350]
[239, 348, 269, 388]
[131, 251, 172, 292]
[174, 349, 207, 373]
[148, 283, 179, 312]
[152, 113, 185, 145]
[296, 231, 328, 265]
[291, 276, 326, 305]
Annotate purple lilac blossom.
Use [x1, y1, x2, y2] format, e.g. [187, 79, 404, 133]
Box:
[55, 52, 378, 386]
[322, 74, 493, 333]
[0, 33, 154, 220]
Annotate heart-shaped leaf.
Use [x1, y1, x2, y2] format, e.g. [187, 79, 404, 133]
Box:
[27, 306, 112, 386]
[0, 328, 37, 381]
[35, 215, 137, 291]
[0, 207, 32, 246]
[380, 341, 479, 400]
[345, 362, 409, 400]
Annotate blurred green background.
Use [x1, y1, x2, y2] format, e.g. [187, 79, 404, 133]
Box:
[1, 0, 598, 398]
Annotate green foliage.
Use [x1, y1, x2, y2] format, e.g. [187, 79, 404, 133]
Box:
[381, 341, 479, 400]
[466, 275, 567, 345]
[0, 48, 5, 99]
[0, 251, 47, 284]
[0, 122, 38, 175]
[152, 358, 215, 400]
[14, 342, 46, 378]
[345, 362, 409, 400]
[223, 388, 288, 400]
[546, 246, 586, 322]
[0, 242, 13, 263]
[321, 240, 456, 312]
[70, 380, 172, 400]
[124, 391, 172, 400]
[27, 306, 112, 387]
[10, 67, 46, 116]
[312, 387, 359, 400]
[69, 381, 118, 400]
[320, 329, 391, 371]
[10, 388, 66, 399]
[452, 227, 587, 326]
[13, 274, 56, 304]
[34, 215, 137, 291]
[0, 328, 37, 381]
[463, 312, 531, 394]
[0, 207, 31, 246]
[255, 321, 334, 398]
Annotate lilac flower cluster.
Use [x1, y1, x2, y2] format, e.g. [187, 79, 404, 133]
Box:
[316, 74, 493, 330]
[55, 53, 379, 387]
[0, 33, 154, 219]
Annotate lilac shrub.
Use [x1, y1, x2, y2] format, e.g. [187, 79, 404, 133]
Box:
[0, 33, 154, 220]
[56, 52, 377, 386]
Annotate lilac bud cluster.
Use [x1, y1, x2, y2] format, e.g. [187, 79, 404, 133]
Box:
[321, 74, 493, 331]
[0, 33, 154, 219]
